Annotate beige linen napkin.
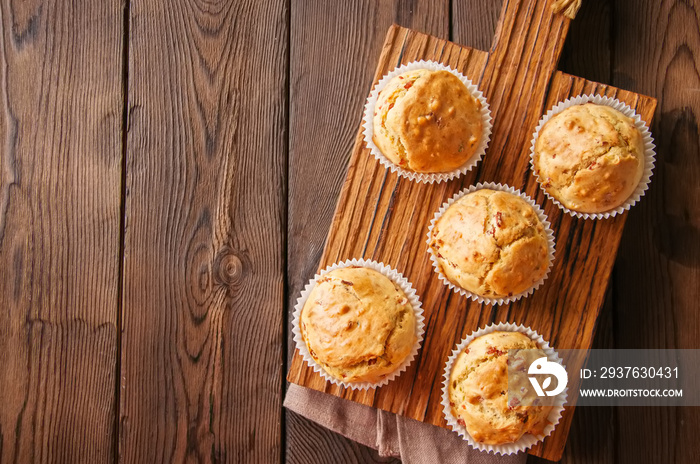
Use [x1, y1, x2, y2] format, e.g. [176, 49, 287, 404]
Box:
[284, 384, 526, 464]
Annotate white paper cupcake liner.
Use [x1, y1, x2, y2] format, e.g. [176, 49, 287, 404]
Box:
[530, 94, 656, 219]
[426, 182, 556, 305]
[362, 60, 492, 184]
[292, 258, 425, 390]
[441, 322, 567, 455]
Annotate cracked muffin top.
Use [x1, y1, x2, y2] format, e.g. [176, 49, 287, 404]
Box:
[533, 103, 645, 213]
[300, 266, 416, 384]
[429, 189, 549, 299]
[372, 69, 484, 173]
[448, 331, 553, 445]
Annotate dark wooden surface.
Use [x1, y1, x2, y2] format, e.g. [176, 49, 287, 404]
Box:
[0, 0, 123, 462]
[0, 0, 697, 463]
[120, 0, 287, 462]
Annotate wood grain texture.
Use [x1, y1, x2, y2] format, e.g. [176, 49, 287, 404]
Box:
[286, 411, 398, 464]
[286, 1, 446, 462]
[120, 0, 287, 462]
[611, 0, 700, 463]
[287, 0, 657, 459]
[452, 0, 503, 51]
[0, 0, 123, 462]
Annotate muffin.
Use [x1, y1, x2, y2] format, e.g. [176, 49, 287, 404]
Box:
[300, 266, 417, 384]
[447, 331, 553, 445]
[372, 69, 484, 173]
[428, 188, 550, 300]
[533, 102, 645, 213]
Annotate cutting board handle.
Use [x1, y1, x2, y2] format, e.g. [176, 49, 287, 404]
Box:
[474, 0, 574, 177]
[489, 0, 572, 86]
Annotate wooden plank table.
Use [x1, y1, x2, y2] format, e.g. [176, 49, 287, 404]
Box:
[0, 0, 697, 463]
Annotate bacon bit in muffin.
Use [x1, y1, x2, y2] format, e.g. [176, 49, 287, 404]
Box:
[508, 397, 521, 409]
[496, 212, 504, 228]
[388, 102, 394, 110]
[486, 346, 505, 356]
[457, 418, 466, 427]
[404, 81, 413, 90]
[367, 358, 377, 366]
[341, 280, 353, 286]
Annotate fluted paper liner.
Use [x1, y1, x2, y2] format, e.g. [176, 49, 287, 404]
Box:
[441, 322, 567, 455]
[426, 182, 556, 305]
[362, 60, 492, 184]
[292, 259, 425, 390]
[530, 94, 656, 219]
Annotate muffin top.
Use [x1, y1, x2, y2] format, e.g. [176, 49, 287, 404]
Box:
[300, 266, 416, 384]
[533, 103, 645, 213]
[372, 69, 484, 173]
[448, 331, 553, 445]
[429, 189, 550, 299]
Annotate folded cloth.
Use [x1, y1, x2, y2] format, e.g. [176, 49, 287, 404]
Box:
[284, 384, 526, 464]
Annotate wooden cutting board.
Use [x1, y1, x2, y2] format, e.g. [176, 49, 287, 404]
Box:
[287, 0, 656, 460]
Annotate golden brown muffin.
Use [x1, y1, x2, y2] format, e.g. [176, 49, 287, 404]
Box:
[429, 189, 550, 299]
[372, 69, 484, 173]
[533, 103, 645, 213]
[448, 331, 553, 445]
[300, 267, 416, 383]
